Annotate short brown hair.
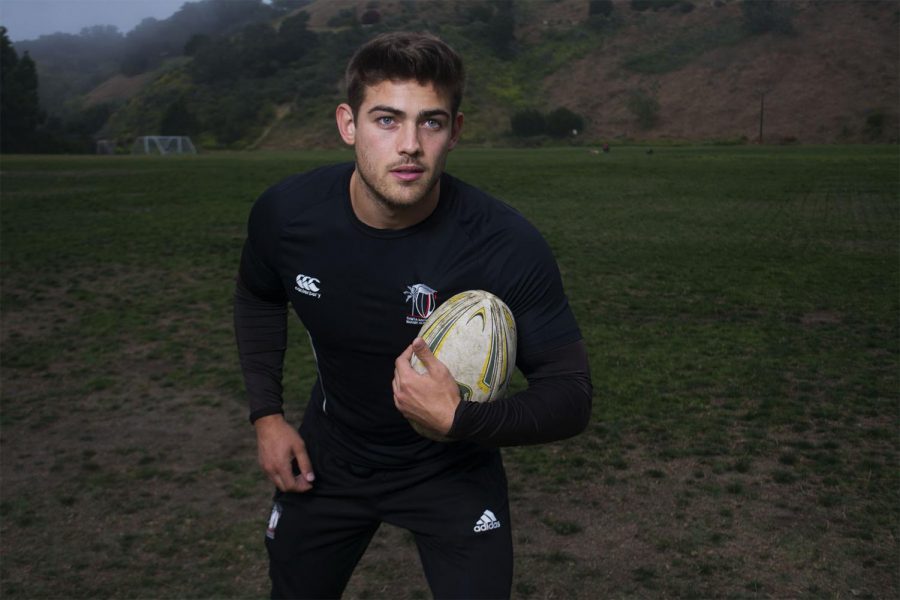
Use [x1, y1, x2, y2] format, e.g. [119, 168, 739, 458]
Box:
[345, 32, 465, 117]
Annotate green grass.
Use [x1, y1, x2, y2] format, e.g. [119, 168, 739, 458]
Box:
[1, 145, 898, 598]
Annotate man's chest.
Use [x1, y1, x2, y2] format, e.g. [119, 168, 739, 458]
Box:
[278, 229, 489, 354]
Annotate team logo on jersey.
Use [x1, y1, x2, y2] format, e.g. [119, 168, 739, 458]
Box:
[266, 502, 282, 539]
[295, 273, 322, 299]
[404, 283, 437, 325]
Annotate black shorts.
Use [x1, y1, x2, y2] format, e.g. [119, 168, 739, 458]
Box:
[264, 425, 513, 599]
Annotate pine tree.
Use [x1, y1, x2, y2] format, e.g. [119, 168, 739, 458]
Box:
[1, 27, 44, 152]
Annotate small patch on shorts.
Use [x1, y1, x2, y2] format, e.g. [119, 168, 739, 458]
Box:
[266, 502, 282, 539]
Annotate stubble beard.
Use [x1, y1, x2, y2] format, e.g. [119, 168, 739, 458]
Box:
[355, 159, 442, 213]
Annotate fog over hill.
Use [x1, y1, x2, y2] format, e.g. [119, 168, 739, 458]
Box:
[5, 0, 898, 151]
[1, 0, 185, 42]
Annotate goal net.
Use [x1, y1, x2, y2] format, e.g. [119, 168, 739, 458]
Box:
[131, 136, 197, 155]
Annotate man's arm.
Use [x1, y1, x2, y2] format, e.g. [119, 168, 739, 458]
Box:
[447, 339, 592, 445]
[234, 276, 288, 422]
[234, 275, 315, 492]
[393, 338, 592, 446]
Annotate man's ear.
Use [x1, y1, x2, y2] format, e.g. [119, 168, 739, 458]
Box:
[448, 112, 464, 150]
[336, 103, 356, 145]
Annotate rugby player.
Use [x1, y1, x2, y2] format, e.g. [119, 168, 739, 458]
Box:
[234, 32, 592, 599]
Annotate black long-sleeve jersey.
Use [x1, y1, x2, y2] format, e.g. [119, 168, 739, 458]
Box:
[235, 162, 591, 468]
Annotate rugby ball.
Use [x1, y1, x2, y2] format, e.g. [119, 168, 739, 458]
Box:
[409, 290, 517, 440]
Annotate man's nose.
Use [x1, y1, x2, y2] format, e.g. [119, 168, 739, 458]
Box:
[398, 123, 422, 156]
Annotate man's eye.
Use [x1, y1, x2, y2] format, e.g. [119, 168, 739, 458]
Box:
[377, 116, 395, 126]
[423, 119, 442, 130]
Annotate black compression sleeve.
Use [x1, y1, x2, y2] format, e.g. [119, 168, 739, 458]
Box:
[234, 276, 288, 423]
[446, 339, 592, 446]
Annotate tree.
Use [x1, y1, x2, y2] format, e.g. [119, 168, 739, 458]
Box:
[742, 0, 794, 35]
[511, 109, 545, 137]
[327, 8, 358, 28]
[546, 107, 584, 138]
[630, 0, 680, 11]
[1, 28, 44, 152]
[79, 25, 123, 43]
[238, 23, 279, 78]
[461, 0, 516, 59]
[272, 0, 311, 11]
[589, 0, 614, 17]
[276, 12, 318, 64]
[627, 89, 660, 130]
[192, 36, 241, 82]
[160, 96, 199, 135]
[485, 0, 516, 59]
[184, 33, 211, 56]
[66, 102, 115, 137]
[360, 9, 382, 25]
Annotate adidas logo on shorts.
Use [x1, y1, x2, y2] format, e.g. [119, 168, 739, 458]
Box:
[473, 509, 501, 533]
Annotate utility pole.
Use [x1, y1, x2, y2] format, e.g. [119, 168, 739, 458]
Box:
[758, 91, 766, 144]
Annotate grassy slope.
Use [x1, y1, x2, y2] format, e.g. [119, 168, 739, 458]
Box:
[1, 145, 898, 598]
[93, 0, 899, 149]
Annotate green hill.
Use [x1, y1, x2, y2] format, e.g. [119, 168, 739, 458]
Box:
[14, 0, 900, 150]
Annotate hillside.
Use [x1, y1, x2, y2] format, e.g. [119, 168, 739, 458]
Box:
[31, 0, 900, 149]
[540, 0, 899, 144]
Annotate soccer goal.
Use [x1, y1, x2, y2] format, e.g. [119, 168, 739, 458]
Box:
[96, 139, 117, 155]
[131, 136, 197, 155]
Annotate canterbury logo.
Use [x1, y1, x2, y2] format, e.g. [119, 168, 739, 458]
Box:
[295, 274, 321, 298]
[473, 509, 501, 533]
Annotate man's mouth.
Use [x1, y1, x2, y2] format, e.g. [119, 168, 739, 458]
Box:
[390, 165, 425, 182]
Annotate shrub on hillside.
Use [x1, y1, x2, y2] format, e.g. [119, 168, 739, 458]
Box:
[328, 8, 358, 28]
[864, 111, 886, 140]
[183, 34, 210, 56]
[627, 89, 660, 130]
[277, 12, 317, 64]
[630, 0, 680, 11]
[741, 0, 795, 35]
[546, 107, 584, 138]
[160, 96, 199, 136]
[589, 0, 614, 17]
[511, 109, 546, 137]
[511, 107, 585, 138]
[360, 10, 382, 25]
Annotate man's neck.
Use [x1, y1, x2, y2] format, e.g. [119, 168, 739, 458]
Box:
[349, 170, 440, 230]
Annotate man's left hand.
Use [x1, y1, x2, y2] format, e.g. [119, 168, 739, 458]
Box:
[393, 338, 460, 436]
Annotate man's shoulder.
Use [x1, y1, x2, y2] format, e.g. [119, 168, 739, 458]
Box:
[444, 172, 542, 240]
[261, 162, 352, 208]
[249, 162, 352, 230]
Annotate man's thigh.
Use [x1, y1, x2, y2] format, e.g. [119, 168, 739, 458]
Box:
[383, 450, 513, 599]
[265, 493, 380, 600]
[414, 519, 513, 599]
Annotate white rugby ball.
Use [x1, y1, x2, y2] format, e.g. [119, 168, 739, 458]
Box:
[409, 290, 517, 440]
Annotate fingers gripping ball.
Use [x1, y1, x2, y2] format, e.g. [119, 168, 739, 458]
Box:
[409, 290, 517, 440]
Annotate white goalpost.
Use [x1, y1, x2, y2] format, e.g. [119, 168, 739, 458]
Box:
[131, 136, 197, 155]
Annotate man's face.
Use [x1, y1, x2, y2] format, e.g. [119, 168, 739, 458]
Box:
[338, 79, 463, 213]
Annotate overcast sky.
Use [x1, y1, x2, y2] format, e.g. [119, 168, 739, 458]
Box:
[0, 0, 190, 41]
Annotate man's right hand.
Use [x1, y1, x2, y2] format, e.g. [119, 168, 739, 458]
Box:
[254, 414, 315, 493]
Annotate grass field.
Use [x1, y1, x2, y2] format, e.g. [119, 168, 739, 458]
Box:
[2, 145, 898, 599]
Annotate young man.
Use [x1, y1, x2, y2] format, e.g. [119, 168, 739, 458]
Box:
[234, 32, 592, 599]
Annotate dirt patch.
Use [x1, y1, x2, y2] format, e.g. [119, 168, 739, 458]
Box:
[542, 1, 899, 143]
[335, 423, 896, 599]
[84, 73, 154, 107]
[801, 310, 843, 326]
